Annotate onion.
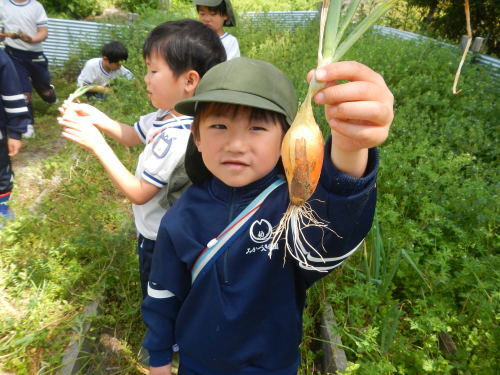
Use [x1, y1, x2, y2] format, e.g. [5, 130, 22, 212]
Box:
[270, 0, 397, 269]
[281, 94, 324, 206]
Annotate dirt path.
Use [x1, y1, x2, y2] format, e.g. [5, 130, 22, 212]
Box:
[10, 132, 66, 210]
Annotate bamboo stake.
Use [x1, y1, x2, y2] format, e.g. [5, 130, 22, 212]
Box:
[452, 0, 471, 94]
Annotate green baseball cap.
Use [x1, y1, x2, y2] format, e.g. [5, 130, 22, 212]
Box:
[194, 0, 237, 27]
[176, 57, 298, 184]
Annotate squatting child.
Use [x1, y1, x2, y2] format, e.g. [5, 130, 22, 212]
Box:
[77, 40, 134, 99]
[141, 57, 394, 375]
[0, 0, 57, 138]
[58, 19, 226, 299]
[195, 0, 240, 60]
[0, 49, 31, 224]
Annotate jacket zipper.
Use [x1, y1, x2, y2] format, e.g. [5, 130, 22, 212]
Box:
[222, 188, 237, 284]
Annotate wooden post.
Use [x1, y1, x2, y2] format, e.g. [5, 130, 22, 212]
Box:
[159, 0, 170, 9]
[320, 304, 348, 372]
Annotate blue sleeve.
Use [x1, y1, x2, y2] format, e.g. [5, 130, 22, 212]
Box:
[141, 214, 191, 367]
[0, 51, 30, 139]
[297, 137, 378, 285]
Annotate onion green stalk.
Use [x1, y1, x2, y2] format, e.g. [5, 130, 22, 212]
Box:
[66, 85, 97, 103]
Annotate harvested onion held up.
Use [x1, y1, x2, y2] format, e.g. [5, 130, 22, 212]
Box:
[270, 0, 397, 269]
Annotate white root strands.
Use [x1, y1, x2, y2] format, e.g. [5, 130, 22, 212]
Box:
[269, 202, 340, 271]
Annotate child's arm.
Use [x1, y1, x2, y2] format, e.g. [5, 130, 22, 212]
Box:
[83, 85, 112, 94]
[60, 101, 141, 147]
[0, 51, 30, 155]
[16, 26, 48, 44]
[312, 61, 394, 177]
[150, 365, 172, 375]
[58, 111, 159, 205]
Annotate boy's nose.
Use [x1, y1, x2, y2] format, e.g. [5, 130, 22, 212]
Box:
[224, 133, 246, 153]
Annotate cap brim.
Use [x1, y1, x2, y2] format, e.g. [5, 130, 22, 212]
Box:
[193, 0, 221, 5]
[175, 89, 290, 120]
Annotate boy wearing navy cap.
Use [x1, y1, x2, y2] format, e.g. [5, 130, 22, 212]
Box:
[141, 57, 394, 375]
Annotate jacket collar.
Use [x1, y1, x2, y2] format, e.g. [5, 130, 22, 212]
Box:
[209, 169, 281, 204]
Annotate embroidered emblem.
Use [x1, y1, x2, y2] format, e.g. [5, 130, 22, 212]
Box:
[249, 219, 273, 244]
[152, 133, 173, 158]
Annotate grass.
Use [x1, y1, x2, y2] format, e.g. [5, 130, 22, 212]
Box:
[1, 5, 498, 375]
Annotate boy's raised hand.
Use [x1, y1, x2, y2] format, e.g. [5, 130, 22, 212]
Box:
[311, 61, 394, 176]
[57, 105, 108, 155]
[59, 101, 114, 131]
[313, 61, 393, 151]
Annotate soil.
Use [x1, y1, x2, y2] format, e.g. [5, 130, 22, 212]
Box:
[10, 136, 66, 210]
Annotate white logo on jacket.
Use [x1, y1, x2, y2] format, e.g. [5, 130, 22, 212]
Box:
[246, 219, 276, 255]
[249, 219, 272, 243]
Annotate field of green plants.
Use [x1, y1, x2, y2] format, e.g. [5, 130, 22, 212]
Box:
[0, 3, 498, 375]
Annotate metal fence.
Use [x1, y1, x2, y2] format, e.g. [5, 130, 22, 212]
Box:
[43, 18, 118, 67]
[241, 10, 318, 30]
[373, 25, 500, 72]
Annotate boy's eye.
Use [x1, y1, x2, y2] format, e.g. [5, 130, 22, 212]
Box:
[210, 124, 226, 130]
[250, 125, 268, 131]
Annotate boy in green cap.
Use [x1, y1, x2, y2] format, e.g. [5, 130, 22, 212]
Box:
[142, 57, 394, 375]
[195, 0, 240, 60]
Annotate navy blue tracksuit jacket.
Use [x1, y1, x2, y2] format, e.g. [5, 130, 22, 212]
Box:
[0, 49, 30, 193]
[142, 139, 379, 374]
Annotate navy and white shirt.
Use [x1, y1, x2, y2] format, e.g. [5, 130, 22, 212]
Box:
[0, 49, 29, 139]
[142, 139, 379, 374]
[77, 57, 134, 87]
[220, 32, 240, 60]
[0, 0, 48, 52]
[132, 109, 193, 240]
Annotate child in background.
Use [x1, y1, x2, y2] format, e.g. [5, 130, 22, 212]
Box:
[0, 49, 30, 224]
[58, 19, 226, 299]
[0, 0, 57, 138]
[141, 57, 394, 374]
[195, 0, 240, 60]
[77, 40, 134, 99]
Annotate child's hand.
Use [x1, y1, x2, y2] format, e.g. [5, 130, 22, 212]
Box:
[150, 365, 172, 375]
[17, 31, 32, 43]
[311, 61, 394, 177]
[7, 138, 22, 157]
[58, 111, 108, 155]
[312, 61, 394, 152]
[59, 101, 114, 130]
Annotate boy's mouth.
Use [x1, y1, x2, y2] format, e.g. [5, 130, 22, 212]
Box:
[222, 160, 249, 168]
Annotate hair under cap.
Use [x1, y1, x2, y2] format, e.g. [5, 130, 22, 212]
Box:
[194, 0, 237, 26]
[176, 57, 297, 185]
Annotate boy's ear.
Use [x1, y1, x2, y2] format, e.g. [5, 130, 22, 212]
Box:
[184, 70, 201, 95]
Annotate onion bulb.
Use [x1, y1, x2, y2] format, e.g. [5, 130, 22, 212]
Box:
[281, 95, 324, 206]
